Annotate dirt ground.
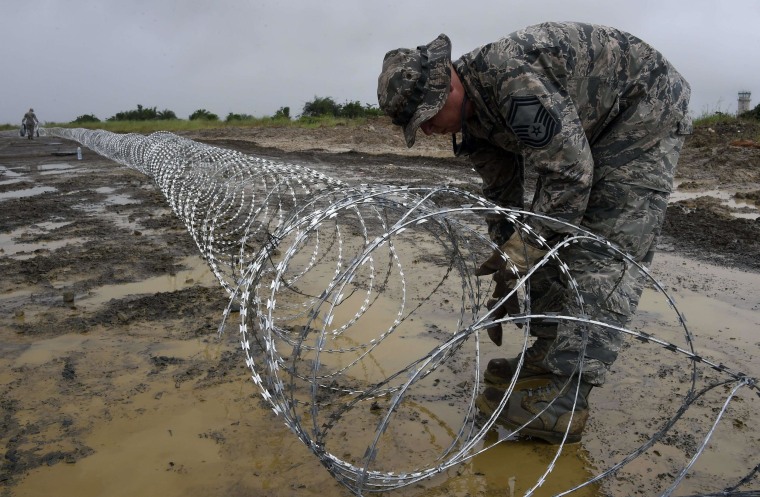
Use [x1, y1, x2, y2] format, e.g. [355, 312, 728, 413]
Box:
[1, 117, 759, 496]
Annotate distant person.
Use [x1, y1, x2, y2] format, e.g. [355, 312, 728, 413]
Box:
[22, 108, 39, 140]
[377, 22, 691, 443]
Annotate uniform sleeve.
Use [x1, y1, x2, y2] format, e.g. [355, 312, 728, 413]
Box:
[498, 73, 594, 243]
[468, 139, 524, 245]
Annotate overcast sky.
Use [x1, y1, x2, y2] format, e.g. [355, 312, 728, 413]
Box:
[2, 0, 758, 124]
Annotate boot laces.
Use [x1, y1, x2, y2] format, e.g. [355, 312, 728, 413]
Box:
[524, 347, 543, 361]
[523, 384, 554, 398]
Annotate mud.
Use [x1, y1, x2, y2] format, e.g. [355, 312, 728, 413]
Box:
[1, 120, 759, 496]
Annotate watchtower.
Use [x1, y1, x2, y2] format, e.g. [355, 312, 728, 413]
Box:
[738, 91, 751, 114]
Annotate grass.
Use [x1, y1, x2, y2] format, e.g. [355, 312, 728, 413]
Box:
[4, 112, 758, 140]
[693, 112, 760, 139]
[693, 112, 740, 127]
[0, 115, 381, 134]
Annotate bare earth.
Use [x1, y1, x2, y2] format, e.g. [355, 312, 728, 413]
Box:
[1, 117, 759, 496]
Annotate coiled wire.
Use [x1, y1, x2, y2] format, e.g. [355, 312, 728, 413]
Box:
[42, 127, 759, 496]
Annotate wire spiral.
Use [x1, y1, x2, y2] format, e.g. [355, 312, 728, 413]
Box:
[42, 127, 758, 496]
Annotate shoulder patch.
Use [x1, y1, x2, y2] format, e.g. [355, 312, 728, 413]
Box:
[506, 96, 560, 148]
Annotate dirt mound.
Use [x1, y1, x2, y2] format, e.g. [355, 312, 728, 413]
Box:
[676, 119, 760, 185]
[685, 118, 760, 149]
[183, 118, 453, 157]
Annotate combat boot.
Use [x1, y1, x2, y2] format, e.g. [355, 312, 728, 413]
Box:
[476, 375, 592, 444]
[483, 338, 552, 388]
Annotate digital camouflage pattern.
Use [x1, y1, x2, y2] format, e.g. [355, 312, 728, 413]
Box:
[531, 176, 671, 385]
[452, 22, 691, 385]
[377, 34, 453, 148]
[454, 21, 691, 242]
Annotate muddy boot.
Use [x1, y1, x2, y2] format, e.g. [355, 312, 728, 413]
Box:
[483, 338, 552, 388]
[476, 375, 593, 444]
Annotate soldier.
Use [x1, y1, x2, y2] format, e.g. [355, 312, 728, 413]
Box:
[377, 22, 691, 443]
[22, 108, 39, 140]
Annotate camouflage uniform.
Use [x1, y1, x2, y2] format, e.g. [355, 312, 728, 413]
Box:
[453, 22, 691, 385]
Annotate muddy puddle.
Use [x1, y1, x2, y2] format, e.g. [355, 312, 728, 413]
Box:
[672, 180, 760, 220]
[7, 332, 250, 497]
[0, 222, 82, 259]
[0, 185, 58, 200]
[1, 133, 758, 496]
[72, 255, 221, 308]
[6, 249, 756, 496]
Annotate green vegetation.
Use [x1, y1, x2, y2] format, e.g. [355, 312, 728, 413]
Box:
[55, 119, 228, 133]
[225, 112, 256, 122]
[694, 108, 760, 131]
[272, 106, 291, 120]
[9, 96, 384, 133]
[692, 100, 760, 127]
[690, 108, 760, 145]
[47, 115, 378, 134]
[2, 97, 388, 132]
[693, 112, 739, 127]
[107, 104, 178, 122]
[301, 96, 383, 119]
[189, 109, 219, 121]
[72, 114, 101, 123]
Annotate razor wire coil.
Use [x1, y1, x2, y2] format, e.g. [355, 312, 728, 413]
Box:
[41, 127, 759, 496]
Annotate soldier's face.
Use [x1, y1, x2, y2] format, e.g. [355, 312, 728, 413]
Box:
[420, 68, 463, 136]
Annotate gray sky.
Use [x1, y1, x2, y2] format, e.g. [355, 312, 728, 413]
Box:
[3, 0, 758, 124]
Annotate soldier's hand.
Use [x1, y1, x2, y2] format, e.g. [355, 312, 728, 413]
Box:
[475, 232, 548, 278]
[483, 271, 522, 346]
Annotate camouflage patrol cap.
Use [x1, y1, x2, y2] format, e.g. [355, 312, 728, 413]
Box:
[377, 34, 452, 147]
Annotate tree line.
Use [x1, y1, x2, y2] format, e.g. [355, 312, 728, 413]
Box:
[67, 99, 760, 125]
[72, 97, 384, 124]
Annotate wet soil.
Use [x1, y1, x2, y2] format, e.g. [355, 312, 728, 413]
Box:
[1, 118, 759, 496]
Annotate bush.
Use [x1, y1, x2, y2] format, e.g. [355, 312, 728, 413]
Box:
[189, 109, 219, 121]
[272, 106, 291, 120]
[339, 100, 364, 119]
[302, 96, 339, 118]
[72, 114, 100, 124]
[694, 111, 738, 127]
[226, 112, 255, 122]
[107, 105, 177, 121]
[302, 96, 384, 119]
[361, 103, 384, 118]
[157, 109, 178, 120]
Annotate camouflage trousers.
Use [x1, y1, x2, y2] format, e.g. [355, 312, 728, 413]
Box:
[529, 128, 687, 386]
